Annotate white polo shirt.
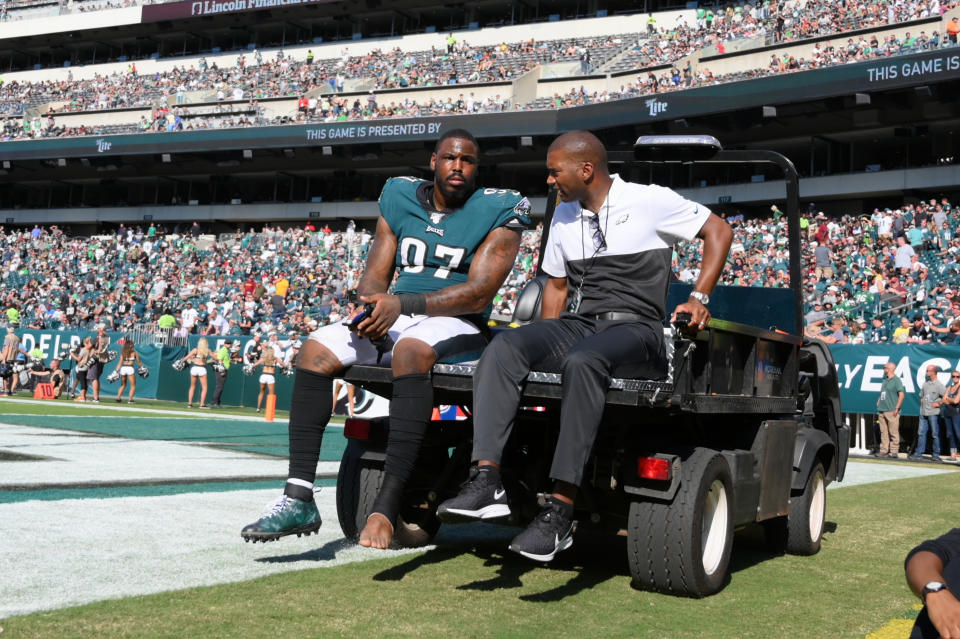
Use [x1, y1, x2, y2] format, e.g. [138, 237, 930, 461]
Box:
[541, 174, 710, 325]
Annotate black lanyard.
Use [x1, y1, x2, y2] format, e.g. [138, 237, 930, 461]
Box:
[569, 199, 610, 314]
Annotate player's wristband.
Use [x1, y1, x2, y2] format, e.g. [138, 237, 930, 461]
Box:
[398, 293, 427, 316]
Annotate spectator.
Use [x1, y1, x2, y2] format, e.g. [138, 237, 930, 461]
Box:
[893, 316, 913, 343]
[813, 241, 833, 280]
[942, 370, 960, 461]
[912, 364, 946, 462]
[875, 361, 905, 458]
[896, 236, 917, 270]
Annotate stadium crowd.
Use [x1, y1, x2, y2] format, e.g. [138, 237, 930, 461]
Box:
[0, 35, 620, 120]
[0, 219, 542, 339]
[534, 25, 958, 109]
[2, 196, 960, 346]
[674, 197, 960, 344]
[0, 0, 956, 137]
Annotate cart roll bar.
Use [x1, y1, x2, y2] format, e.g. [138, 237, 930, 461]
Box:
[632, 135, 724, 162]
[631, 136, 802, 336]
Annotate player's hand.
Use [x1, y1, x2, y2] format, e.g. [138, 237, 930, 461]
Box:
[358, 294, 400, 340]
[928, 590, 960, 639]
[671, 299, 710, 335]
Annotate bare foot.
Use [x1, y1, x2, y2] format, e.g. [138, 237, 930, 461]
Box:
[358, 513, 394, 549]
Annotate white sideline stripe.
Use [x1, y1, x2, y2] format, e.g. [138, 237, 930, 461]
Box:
[0, 489, 518, 620]
[0, 489, 411, 619]
[0, 461, 953, 619]
[828, 460, 957, 489]
[0, 397, 291, 423]
[0, 423, 339, 487]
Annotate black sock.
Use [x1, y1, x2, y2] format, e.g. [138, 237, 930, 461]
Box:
[550, 496, 574, 519]
[477, 464, 501, 484]
[285, 369, 333, 488]
[371, 372, 433, 523]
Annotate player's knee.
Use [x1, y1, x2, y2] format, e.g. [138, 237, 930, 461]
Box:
[391, 338, 436, 377]
[298, 339, 344, 376]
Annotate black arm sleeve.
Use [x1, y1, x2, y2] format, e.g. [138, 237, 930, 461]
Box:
[905, 528, 960, 571]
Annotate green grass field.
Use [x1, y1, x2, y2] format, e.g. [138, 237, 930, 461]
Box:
[0, 394, 293, 420]
[3, 468, 955, 638]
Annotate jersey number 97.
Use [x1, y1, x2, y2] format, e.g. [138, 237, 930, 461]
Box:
[400, 237, 467, 279]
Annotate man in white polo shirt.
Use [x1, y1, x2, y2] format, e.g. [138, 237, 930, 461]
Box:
[181, 302, 199, 333]
[438, 130, 733, 562]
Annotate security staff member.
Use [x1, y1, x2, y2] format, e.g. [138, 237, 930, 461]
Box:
[212, 339, 232, 408]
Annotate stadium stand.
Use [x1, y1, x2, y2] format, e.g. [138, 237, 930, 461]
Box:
[1, 0, 959, 346]
[4, 196, 960, 345]
[0, 221, 542, 336]
[1, 0, 957, 142]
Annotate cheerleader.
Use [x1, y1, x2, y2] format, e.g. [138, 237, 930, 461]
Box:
[184, 337, 213, 408]
[114, 340, 143, 404]
[253, 348, 285, 413]
[72, 337, 94, 402]
[88, 323, 111, 403]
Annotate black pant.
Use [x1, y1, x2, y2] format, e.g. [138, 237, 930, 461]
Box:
[213, 371, 227, 406]
[472, 315, 665, 486]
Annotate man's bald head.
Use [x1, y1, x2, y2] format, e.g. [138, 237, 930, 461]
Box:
[548, 131, 609, 173]
[545, 130, 613, 211]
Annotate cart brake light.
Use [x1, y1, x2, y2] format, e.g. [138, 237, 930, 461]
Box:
[344, 418, 371, 440]
[637, 456, 671, 481]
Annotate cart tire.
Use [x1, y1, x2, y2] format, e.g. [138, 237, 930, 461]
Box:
[335, 442, 441, 548]
[785, 462, 826, 556]
[627, 448, 734, 597]
[335, 443, 384, 543]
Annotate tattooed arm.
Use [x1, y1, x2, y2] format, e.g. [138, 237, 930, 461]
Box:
[355, 216, 398, 300]
[424, 226, 522, 315]
[358, 226, 522, 339]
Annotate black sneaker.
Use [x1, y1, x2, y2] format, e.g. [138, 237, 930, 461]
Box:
[509, 498, 575, 562]
[437, 466, 511, 524]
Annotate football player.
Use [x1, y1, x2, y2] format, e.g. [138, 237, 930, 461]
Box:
[241, 128, 531, 549]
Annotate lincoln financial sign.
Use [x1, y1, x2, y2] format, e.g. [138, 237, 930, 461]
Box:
[142, 0, 336, 21]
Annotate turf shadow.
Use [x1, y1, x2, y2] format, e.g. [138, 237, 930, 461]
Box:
[725, 520, 840, 575]
[518, 567, 611, 602]
[455, 544, 618, 599]
[372, 547, 465, 581]
[255, 537, 354, 563]
[456, 549, 533, 591]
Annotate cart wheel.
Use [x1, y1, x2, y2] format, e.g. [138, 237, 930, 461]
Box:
[335, 441, 384, 543]
[763, 461, 826, 556]
[335, 441, 441, 548]
[627, 448, 734, 597]
[786, 462, 826, 555]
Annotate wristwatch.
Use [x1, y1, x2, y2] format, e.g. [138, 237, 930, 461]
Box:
[689, 291, 710, 306]
[922, 581, 948, 603]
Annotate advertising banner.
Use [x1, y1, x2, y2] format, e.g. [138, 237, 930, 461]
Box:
[142, 0, 336, 22]
[19, 329, 958, 419]
[12, 328, 387, 415]
[831, 344, 960, 417]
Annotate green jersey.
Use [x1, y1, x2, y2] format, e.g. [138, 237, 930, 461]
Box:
[378, 177, 530, 318]
[877, 374, 905, 412]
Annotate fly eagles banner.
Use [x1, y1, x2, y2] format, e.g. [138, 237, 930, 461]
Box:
[831, 344, 960, 417]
